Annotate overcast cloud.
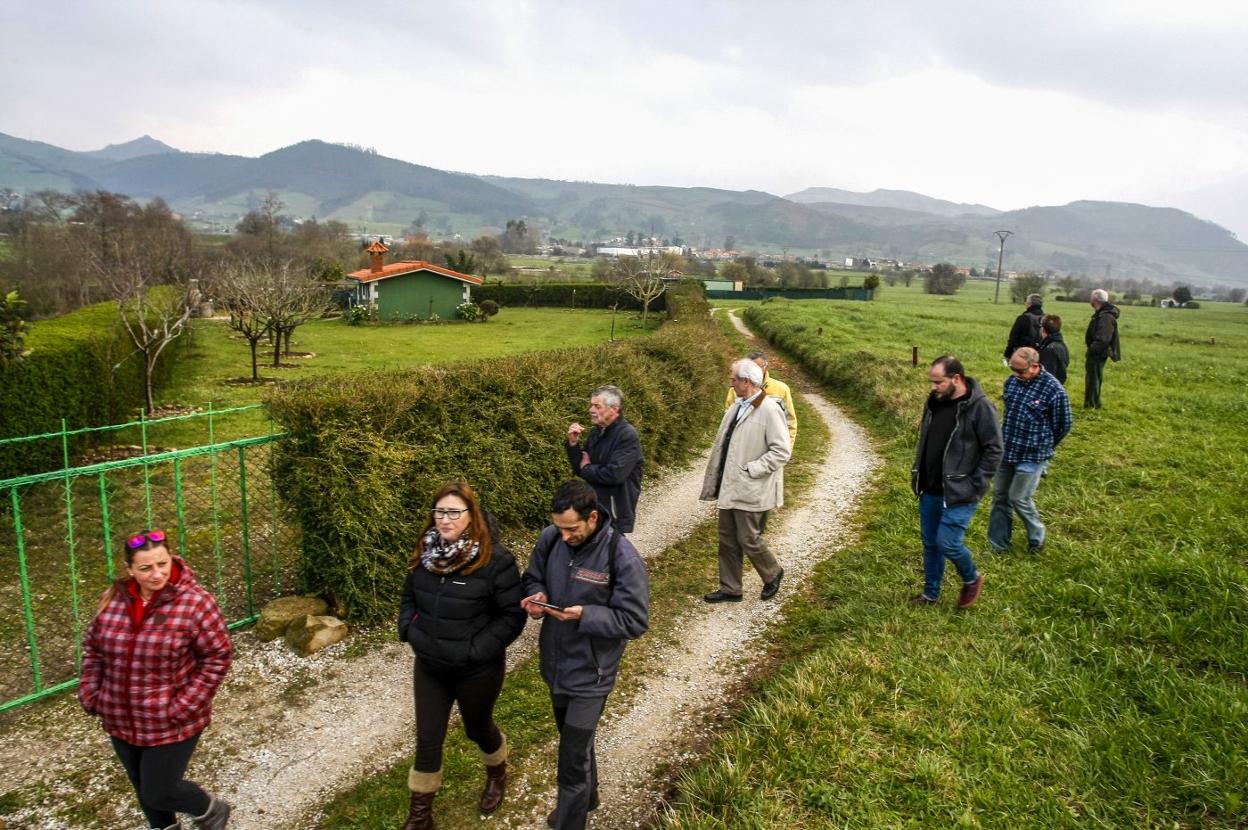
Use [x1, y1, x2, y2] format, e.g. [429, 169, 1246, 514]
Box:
[2, 0, 1246, 239]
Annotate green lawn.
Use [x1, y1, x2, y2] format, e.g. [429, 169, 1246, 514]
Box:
[152, 307, 649, 445]
[661, 287, 1248, 828]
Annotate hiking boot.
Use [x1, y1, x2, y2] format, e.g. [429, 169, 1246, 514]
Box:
[546, 792, 600, 828]
[192, 797, 232, 830]
[908, 594, 937, 606]
[957, 574, 985, 609]
[1028, 543, 1044, 555]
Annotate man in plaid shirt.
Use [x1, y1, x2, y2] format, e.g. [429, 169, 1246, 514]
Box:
[988, 346, 1072, 553]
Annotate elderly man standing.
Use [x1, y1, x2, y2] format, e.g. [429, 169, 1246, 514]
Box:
[567, 385, 643, 533]
[989, 347, 1072, 554]
[1084, 288, 1121, 409]
[701, 359, 792, 603]
[910, 356, 1001, 609]
[723, 350, 797, 447]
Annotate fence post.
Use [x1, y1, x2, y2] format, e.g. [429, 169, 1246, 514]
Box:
[209, 403, 225, 597]
[12, 486, 43, 693]
[912, 346, 919, 367]
[62, 418, 83, 668]
[268, 413, 281, 593]
[238, 445, 255, 616]
[98, 471, 115, 582]
[140, 408, 153, 527]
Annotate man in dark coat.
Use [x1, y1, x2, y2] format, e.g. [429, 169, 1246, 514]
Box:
[1004, 293, 1044, 359]
[522, 480, 649, 830]
[1084, 288, 1121, 408]
[909, 356, 1002, 609]
[566, 385, 643, 533]
[1037, 314, 1070, 384]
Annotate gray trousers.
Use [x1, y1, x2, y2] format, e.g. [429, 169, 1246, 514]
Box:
[550, 694, 607, 830]
[717, 508, 782, 594]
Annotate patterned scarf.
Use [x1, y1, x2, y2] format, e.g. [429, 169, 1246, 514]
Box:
[420, 528, 480, 575]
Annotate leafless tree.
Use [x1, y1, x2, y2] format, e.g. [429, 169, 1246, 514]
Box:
[91, 219, 197, 412]
[213, 263, 275, 381]
[614, 253, 668, 328]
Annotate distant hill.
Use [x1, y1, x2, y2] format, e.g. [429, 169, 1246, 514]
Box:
[2, 132, 1246, 286]
[786, 187, 1001, 218]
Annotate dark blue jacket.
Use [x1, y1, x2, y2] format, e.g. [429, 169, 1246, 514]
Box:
[567, 416, 643, 533]
[523, 512, 649, 697]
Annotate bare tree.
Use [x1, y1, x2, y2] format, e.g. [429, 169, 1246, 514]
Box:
[213, 263, 275, 381]
[92, 226, 196, 412]
[261, 263, 333, 367]
[613, 253, 668, 328]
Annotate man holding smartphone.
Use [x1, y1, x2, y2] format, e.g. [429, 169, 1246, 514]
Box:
[521, 480, 650, 830]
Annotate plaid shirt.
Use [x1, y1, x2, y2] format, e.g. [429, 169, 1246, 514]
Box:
[79, 557, 232, 746]
[1001, 368, 1072, 464]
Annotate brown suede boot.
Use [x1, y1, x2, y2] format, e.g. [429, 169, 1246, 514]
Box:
[402, 768, 441, 830]
[478, 731, 508, 814]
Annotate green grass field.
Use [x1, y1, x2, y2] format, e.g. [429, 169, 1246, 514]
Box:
[661, 282, 1248, 828]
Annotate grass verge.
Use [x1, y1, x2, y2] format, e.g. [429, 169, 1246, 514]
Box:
[659, 293, 1248, 828]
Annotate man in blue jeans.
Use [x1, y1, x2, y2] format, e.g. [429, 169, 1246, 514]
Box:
[910, 356, 1002, 609]
[989, 347, 1072, 554]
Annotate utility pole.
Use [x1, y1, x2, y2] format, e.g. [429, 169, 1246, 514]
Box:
[993, 230, 1013, 304]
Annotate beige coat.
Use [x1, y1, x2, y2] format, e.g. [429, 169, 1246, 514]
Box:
[700, 393, 792, 511]
[724, 373, 798, 447]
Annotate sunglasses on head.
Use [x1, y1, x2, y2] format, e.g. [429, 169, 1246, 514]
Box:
[127, 529, 167, 550]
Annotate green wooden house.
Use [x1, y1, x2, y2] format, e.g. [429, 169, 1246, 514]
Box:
[347, 240, 482, 320]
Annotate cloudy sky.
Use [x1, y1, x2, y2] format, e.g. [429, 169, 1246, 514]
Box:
[3, 0, 1247, 238]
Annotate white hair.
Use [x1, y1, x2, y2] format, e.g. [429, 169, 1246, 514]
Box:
[732, 359, 764, 386]
[591, 385, 623, 410]
[1091, 288, 1109, 303]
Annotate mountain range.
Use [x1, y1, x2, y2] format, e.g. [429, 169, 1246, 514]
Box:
[2, 132, 1245, 287]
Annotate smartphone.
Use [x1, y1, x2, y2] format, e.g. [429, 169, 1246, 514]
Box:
[530, 600, 564, 611]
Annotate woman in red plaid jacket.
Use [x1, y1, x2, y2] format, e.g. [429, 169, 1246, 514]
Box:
[79, 529, 233, 830]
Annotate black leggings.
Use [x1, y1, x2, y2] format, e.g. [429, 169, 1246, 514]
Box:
[111, 733, 212, 828]
[413, 656, 506, 772]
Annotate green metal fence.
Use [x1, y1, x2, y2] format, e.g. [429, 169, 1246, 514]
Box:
[0, 405, 295, 713]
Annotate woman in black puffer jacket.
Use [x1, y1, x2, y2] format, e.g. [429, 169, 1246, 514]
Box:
[397, 481, 527, 830]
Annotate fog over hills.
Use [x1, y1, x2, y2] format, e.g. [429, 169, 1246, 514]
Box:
[2, 132, 1246, 287]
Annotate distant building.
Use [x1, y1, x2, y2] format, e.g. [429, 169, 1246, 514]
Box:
[346, 239, 481, 320]
[596, 246, 685, 258]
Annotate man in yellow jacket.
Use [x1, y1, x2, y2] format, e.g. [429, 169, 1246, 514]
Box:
[724, 350, 797, 447]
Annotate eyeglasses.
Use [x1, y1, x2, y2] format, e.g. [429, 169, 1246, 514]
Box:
[127, 529, 167, 550]
[431, 508, 467, 520]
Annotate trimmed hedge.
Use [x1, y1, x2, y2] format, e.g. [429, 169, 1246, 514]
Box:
[267, 285, 727, 623]
[473, 281, 668, 312]
[0, 301, 185, 479]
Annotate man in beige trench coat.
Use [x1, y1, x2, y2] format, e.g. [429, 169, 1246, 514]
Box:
[700, 358, 792, 603]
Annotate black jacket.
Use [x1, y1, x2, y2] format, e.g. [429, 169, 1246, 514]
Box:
[1004, 304, 1044, 358]
[911, 377, 1003, 506]
[1085, 302, 1121, 362]
[398, 532, 527, 671]
[523, 512, 649, 697]
[1038, 332, 1070, 384]
[567, 416, 643, 533]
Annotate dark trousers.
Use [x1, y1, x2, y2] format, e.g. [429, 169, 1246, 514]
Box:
[1084, 357, 1106, 408]
[111, 733, 211, 828]
[550, 694, 607, 830]
[412, 655, 505, 772]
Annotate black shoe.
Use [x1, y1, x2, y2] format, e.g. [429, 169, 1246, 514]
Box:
[547, 792, 600, 828]
[703, 590, 743, 603]
[760, 569, 784, 600]
[1028, 543, 1044, 555]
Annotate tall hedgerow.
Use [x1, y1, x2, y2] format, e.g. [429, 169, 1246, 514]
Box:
[268, 284, 727, 623]
[0, 300, 186, 479]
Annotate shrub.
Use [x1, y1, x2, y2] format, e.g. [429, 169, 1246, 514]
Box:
[268, 284, 727, 623]
[863, 275, 880, 292]
[924, 263, 966, 295]
[479, 299, 499, 318]
[456, 301, 483, 322]
[0, 301, 187, 479]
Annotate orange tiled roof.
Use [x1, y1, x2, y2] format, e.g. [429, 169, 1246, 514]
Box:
[346, 260, 483, 285]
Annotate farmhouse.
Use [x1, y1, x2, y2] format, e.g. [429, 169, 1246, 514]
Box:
[346, 240, 481, 320]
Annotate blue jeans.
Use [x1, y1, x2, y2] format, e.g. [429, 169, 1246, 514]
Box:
[988, 461, 1048, 550]
[918, 494, 980, 601]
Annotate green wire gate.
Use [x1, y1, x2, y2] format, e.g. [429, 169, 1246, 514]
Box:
[0, 406, 295, 713]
